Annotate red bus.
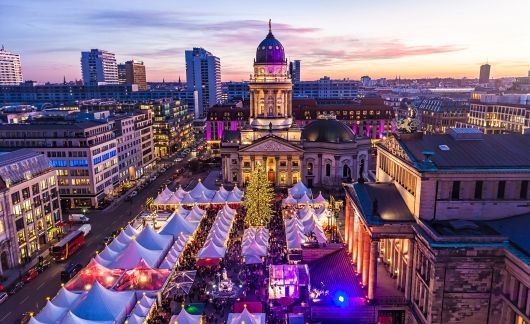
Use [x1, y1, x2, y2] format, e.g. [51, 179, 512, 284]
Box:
[51, 230, 85, 261]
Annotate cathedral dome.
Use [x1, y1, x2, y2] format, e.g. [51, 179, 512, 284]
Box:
[302, 119, 355, 143]
[255, 20, 285, 64]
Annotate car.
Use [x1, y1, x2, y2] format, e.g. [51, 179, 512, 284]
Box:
[14, 312, 32, 324]
[129, 191, 138, 198]
[8, 281, 24, 295]
[150, 176, 157, 181]
[0, 292, 7, 304]
[36, 258, 51, 273]
[22, 268, 39, 283]
[60, 263, 83, 283]
[174, 157, 183, 162]
[103, 236, 113, 245]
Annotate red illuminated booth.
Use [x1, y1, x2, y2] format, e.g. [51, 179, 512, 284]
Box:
[65, 258, 124, 291]
[114, 259, 171, 291]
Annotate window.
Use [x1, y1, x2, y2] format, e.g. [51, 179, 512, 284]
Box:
[292, 161, 299, 167]
[11, 192, 21, 205]
[307, 162, 313, 176]
[231, 159, 238, 165]
[32, 183, 40, 195]
[451, 181, 460, 200]
[280, 161, 287, 167]
[232, 172, 238, 182]
[22, 187, 30, 200]
[325, 163, 331, 177]
[474, 181, 483, 199]
[520, 180, 528, 199]
[497, 181, 506, 199]
[243, 162, 250, 168]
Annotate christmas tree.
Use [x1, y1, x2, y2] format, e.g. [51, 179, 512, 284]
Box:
[244, 164, 274, 227]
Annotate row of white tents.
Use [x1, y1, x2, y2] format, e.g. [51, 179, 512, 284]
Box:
[170, 307, 265, 324]
[285, 205, 329, 249]
[242, 227, 269, 264]
[197, 204, 237, 259]
[153, 181, 244, 207]
[282, 181, 328, 207]
[30, 282, 156, 324]
[33, 206, 208, 323]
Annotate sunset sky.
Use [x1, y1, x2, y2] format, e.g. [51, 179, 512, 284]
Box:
[1, 0, 529, 83]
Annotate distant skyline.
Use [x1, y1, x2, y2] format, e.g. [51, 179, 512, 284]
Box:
[1, 0, 529, 83]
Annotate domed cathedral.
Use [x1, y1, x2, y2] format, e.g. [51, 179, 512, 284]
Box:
[221, 20, 371, 189]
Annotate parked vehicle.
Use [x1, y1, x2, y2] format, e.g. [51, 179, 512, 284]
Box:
[14, 312, 32, 324]
[150, 176, 157, 181]
[77, 224, 92, 236]
[0, 292, 7, 304]
[8, 282, 24, 295]
[174, 157, 183, 162]
[36, 258, 51, 273]
[60, 263, 83, 284]
[22, 268, 39, 283]
[69, 214, 90, 223]
[51, 230, 85, 261]
[129, 191, 138, 198]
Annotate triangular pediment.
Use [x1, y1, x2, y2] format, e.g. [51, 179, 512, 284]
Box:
[240, 135, 303, 153]
[379, 135, 413, 163]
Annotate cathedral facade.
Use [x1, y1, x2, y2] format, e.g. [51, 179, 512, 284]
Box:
[220, 22, 370, 189]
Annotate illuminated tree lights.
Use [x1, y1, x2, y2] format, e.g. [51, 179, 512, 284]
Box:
[244, 165, 274, 227]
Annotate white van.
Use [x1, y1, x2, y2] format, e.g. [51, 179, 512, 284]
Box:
[69, 214, 90, 223]
[77, 224, 92, 236]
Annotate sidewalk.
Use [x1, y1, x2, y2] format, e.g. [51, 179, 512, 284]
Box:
[1, 247, 51, 290]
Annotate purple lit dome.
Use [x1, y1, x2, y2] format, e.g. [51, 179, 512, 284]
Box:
[255, 21, 285, 64]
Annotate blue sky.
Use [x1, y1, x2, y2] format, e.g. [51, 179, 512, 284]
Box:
[1, 0, 529, 82]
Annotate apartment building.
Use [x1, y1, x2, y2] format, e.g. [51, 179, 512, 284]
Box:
[0, 149, 62, 271]
[457, 93, 530, 134]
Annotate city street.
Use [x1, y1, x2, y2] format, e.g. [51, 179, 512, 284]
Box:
[0, 159, 207, 323]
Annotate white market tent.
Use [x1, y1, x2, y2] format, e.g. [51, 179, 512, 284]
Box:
[51, 287, 82, 308]
[227, 308, 265, 324]
[136, 225, 173, 252]
[32, 300, 69, 323]
[169, 308, 202, 324]
[241, 227, 269, 264]
[159, 213, 197, 238]
[288, 181, 312, 200]
[152, 182, 244, 209]
[71, 282, 136, 323]
[282, 194, 298, 206]
[106, 240, 163, 270]
[197, 240, 225, 259]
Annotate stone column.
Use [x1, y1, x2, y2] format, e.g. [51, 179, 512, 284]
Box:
[350, 214, 357, 259]
[405, 239, 415, 301]
[317, 154, 323, 186]
[356, 225, 364, 273]
[275, 156, 280, 186]
[287, 156, 292, 186]
[368, 239, 379, 300]
[396, 239, 403, 289]
[344, 204, 350, 246]
[334, 155, 341, 186]
[362, 231, 370, 286]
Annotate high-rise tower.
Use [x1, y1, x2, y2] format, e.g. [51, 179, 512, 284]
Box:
[0, 46, 23, 85]
[249, 20, 293, 130]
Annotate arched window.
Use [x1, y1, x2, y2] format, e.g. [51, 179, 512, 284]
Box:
[343, 164, 351, 179]
[325, 163, 331, 177]
[307, 162, 313, 175]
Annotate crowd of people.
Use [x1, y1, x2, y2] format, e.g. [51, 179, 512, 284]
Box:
[153, 200, 291, 324]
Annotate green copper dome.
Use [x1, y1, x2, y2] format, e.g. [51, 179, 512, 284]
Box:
[302, 119, 355, 143]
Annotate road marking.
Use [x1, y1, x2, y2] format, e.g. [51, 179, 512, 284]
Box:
[37, 281, 46, 290]
[0, 311, 11, 321]
[19, 296, 29, 305]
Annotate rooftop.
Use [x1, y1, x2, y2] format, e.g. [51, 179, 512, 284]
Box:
[397, 132, 530, 170]
[0, 149, 52, 188]
[346, 183, 415, 223]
